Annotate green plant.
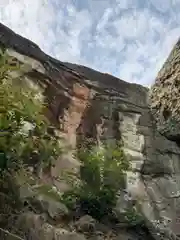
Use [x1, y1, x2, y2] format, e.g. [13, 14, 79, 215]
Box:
[123, 205, 145, 227]
[61, 142, 130, 221]
[0, 49, 64, 233]
[0, 49, 63, 173]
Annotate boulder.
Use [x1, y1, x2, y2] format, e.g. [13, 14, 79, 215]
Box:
[74, 215, 97, 233]
[5, 212, 86, 240]
[31, 194, 69, 221]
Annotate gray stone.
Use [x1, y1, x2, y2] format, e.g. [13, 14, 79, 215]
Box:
[7, 212, 86, 240]
[74, 215, 96, 233]
[54, 229, 86, 240]
[115, 231, 139, 240]
[32, 194, 69, 220]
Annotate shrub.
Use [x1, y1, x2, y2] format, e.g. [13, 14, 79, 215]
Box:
[0, 49, 62, 173]
[0, 49, 63, 232]
[61, 142, 130, 221]
[123, 205, 145, 227]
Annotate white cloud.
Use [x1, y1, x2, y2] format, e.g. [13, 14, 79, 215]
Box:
[0, 0, 179, 87]
[0, 0, 57, 53]
[0, 0, 92, 64]
[113, 10, 150, 40]
[96, 8, 113, 32]
[149, 0, 171, 13]
[119, 62, 144, 83]
[116, 0, 134, 10]
[94, 3, 180, 85]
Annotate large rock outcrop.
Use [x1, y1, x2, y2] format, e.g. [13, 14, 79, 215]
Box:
[1, 22, 180, 239]
[150, 38, 180, 141]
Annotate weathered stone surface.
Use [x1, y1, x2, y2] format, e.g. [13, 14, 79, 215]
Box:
[115, 232, 138, 240]
[74, 215, 97, 233]
[31, 194, 69, 221]
[5, 212, 86, 240]
[2, 22, 180, 239]
[150, 38, 180, 141]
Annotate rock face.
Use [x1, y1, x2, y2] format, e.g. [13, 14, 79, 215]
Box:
[150, 38, 180, 141]
[1, 22, 180, 239]
[4, 212, 86, 240]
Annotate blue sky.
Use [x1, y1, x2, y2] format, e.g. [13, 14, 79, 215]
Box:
[0, 0, 180, 86]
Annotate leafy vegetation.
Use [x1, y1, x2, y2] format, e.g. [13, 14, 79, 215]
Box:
[123, 205, 145, 227]
[0, 49, 63, 235]
[61, 142, 131, 221]
[0, 49, 62, 173]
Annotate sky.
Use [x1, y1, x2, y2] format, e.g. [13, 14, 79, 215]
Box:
[0, 0, 180, 87]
